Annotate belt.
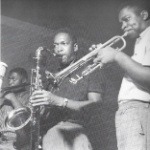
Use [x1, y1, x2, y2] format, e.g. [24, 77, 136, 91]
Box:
[118, 99, 150, 108]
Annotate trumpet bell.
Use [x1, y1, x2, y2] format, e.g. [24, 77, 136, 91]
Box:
[5, 107, 32, 131]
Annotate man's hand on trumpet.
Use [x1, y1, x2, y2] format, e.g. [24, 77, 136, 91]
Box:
[89, 44, 120, 67]
[89, 44, 98, 51]
[93, 46, 119, 65]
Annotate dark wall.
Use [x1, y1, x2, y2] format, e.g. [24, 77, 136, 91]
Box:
[1, 0, 133, 150]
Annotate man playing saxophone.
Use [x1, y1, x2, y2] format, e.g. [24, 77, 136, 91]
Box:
[30, 28, 106, 150]
[0, 67, 30, 150]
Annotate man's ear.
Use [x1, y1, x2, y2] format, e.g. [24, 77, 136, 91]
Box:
[73, 43, 78, 52]
[141, 10, 149, 21]
[22, 78, 27, 84]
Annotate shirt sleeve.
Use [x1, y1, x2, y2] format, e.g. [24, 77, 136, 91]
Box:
[88, 69, 106, 95]
[143, 37, 150, 66]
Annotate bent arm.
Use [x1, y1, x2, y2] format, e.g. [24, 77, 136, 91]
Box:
[50, 92, 102, 111]
[4, 93, 23, 109]
[115, 52, 150, 91]
[30, 90, 102, 111]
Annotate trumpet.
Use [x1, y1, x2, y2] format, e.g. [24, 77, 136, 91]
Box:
[46, 32, 128, 86]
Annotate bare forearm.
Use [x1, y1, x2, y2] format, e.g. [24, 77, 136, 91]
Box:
[64, 99, 96, 111]
[115, 52, 150, 90]
[50, 94, 100, 111]
[11, 99, 23, 109]
[3, 93, 24, 109]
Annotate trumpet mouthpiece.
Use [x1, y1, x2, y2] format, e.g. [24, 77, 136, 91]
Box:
[123, 32, 128, 37]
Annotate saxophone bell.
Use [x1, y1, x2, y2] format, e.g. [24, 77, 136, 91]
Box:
[5, 107, 32, 131]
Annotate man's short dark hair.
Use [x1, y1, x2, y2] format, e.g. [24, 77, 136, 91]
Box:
[118, 0, 150, 20]
[9, 67, 28, 80]
[53, 28, 77, 44]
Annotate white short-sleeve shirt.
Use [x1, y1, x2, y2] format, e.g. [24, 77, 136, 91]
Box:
[118, 26, 150, 103]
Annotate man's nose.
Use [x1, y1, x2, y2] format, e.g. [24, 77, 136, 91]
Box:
[121, 22, 127, 31]
[56, 45, 63, 53]
[8, 80, 14, 86]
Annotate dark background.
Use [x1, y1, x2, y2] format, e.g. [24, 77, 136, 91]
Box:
[1, 0, 143, 149]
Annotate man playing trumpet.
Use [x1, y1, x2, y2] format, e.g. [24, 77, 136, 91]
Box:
[93, 0, 150, 150]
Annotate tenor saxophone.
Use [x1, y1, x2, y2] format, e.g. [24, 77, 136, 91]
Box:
[5, 47, 45, 150]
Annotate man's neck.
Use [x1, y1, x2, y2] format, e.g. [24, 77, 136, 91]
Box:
[59, 58, 76, 70]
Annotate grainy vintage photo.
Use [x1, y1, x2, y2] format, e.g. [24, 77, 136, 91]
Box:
[1, 0, 150, 150]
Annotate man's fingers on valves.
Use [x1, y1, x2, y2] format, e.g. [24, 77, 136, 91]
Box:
[89, 44, 97, 51]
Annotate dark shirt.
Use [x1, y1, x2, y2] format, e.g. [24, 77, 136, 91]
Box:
[44, 63, 106, 126]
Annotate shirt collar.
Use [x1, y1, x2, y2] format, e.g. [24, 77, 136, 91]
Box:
[139, 26, 150, 39]
[135, 26, 150, 44]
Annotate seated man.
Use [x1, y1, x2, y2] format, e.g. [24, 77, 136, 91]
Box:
[0, 67, 30, 150]
[31, 28, 106, 150]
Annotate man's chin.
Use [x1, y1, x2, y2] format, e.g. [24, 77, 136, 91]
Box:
[127, 31, 139, 39]
[59, 59, 67, 65]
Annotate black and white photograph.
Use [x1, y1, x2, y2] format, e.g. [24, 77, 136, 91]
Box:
[1, 0, 150, 150]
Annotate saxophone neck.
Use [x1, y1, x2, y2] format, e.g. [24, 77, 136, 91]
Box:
[45, 70, 59, 88]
